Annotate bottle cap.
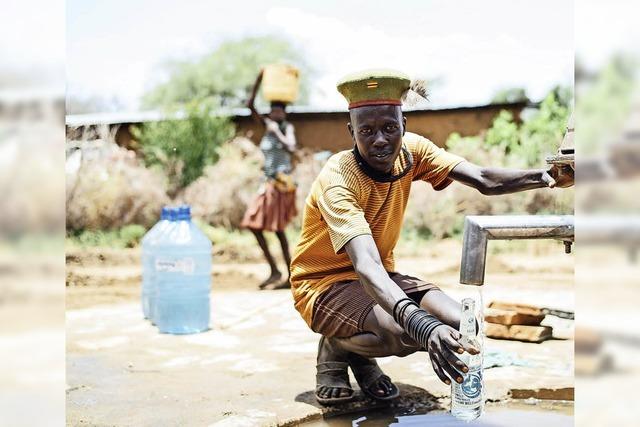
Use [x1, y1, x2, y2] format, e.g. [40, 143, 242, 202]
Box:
[160, 206, 170, 220]
[167, 207, 178, 221]
[177, 205, 191, 221]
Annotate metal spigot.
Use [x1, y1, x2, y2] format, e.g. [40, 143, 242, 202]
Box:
[564, 240, 572, 254]
[459, 215, 575, 286]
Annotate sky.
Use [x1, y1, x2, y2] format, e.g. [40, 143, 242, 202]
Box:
[64, 0, 581, 112]
[1, 0, 64, 92]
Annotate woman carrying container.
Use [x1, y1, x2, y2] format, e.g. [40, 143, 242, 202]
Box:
[240, 67, 298, 290]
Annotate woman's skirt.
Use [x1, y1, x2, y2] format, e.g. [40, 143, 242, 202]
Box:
[240, 180, 297, 232]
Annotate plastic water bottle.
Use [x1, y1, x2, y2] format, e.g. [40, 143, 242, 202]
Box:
[154, 205, 212, 334]
[149, 207, 179, 324]
[141, 206, 172, 320]
[451, 298, 483, 420]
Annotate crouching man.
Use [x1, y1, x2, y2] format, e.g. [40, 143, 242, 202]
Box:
[289, 69, 574, 405]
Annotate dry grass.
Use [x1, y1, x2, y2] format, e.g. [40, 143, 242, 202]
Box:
[65, 126, 572, 242]
[178, 137, 263, 228]
[178, 137, 326, 230]
[66, 137, 170, 231]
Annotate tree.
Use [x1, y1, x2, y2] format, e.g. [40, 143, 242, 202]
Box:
[132, 100, 235, 196]
[142, 35, 312, 109]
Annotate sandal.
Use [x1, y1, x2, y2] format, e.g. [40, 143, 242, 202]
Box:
[348, 353, 400, 401]
[315, 337, 354, 405]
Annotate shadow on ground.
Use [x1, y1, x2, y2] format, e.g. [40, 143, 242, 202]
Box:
[294, 383, 444, 418]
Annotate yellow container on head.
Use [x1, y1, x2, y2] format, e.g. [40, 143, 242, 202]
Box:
[262, 64, 300, 103]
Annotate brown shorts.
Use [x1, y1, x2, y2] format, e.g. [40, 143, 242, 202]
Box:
[310, 273, 440, 338]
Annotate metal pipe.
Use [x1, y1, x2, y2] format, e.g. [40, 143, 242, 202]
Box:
[460, 215, 574, 286]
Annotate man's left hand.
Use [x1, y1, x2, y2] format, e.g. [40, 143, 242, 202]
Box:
[543, 164, 574, 188]
[427, 324, 479, 385]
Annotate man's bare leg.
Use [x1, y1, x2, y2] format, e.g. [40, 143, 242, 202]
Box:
[318, 305, 417, 401]
[318, 289, 464, 398]
[315, 335, 354, 403]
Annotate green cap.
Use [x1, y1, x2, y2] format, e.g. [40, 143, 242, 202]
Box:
[336, 69, 411, 109]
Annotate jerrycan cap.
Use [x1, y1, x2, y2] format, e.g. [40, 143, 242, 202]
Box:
[160, 206, 171, 220]
[177, 205, 191, 221]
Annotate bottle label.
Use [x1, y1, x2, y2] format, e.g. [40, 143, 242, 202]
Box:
[155, 258, 195, 274]
[453, 364, 482, 406]
[463, 315, 476, 336]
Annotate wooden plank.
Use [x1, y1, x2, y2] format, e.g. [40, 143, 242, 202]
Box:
[484, 308, 545, 326]
[488, 301, 544, 316]
[485, 322, 552, 343]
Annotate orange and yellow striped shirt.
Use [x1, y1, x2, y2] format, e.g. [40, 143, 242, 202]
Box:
[291, 132, 465, 326]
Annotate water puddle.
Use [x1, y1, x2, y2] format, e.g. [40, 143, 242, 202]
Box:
[301, 402, 573, 427]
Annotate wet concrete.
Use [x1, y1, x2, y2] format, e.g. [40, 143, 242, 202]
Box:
[300, 406, 573, 427]
[66, 287, 573, 426]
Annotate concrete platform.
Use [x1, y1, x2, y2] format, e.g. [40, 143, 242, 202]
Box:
[66, 289, 573, 426]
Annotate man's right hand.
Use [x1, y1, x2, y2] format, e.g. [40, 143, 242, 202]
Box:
[427, 324, 479, 385]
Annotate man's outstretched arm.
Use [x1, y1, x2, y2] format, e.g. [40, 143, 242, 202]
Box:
[344, 234, 462, 327]
[344, 234, 478, 384]
[448, 161, 574, 195]
[344, 234, 406, 315]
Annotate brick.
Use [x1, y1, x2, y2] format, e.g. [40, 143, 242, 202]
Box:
[484, 308, 545, 326]
[510, 387, 574, 401]
[575, 353, 613, 376]
[488, 301, 543, 316]
[485, 322, 552, 343]
[575, 327, 602, 353]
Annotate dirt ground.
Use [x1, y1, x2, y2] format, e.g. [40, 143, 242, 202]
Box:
[66, 239, 574, 310]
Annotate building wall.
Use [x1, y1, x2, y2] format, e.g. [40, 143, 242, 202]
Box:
[234, 103, 525, 151]
[66, 102, 526, 152]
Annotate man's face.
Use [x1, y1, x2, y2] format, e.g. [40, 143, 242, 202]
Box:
[348, 105, 406, 173]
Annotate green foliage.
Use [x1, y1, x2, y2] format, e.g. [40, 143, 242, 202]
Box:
[513, 91, 569, 167]
[68, 224, 147, 249]
[119, 224, 147, 247]
[484, 110, 520, 153]
[404, 86, 575, 240]
[142, 36, 312, 109]
[133, 101, 235, 195]
[450, 88, 571, 169]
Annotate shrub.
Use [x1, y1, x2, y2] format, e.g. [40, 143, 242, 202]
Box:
[66, 138, 170, 231]
[68, 224, 147, 248]
[402, 90, 574, 239]
[118, 224, 147, 247]
[178, 137, 263, 228]
[133, 101, 235, 196]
